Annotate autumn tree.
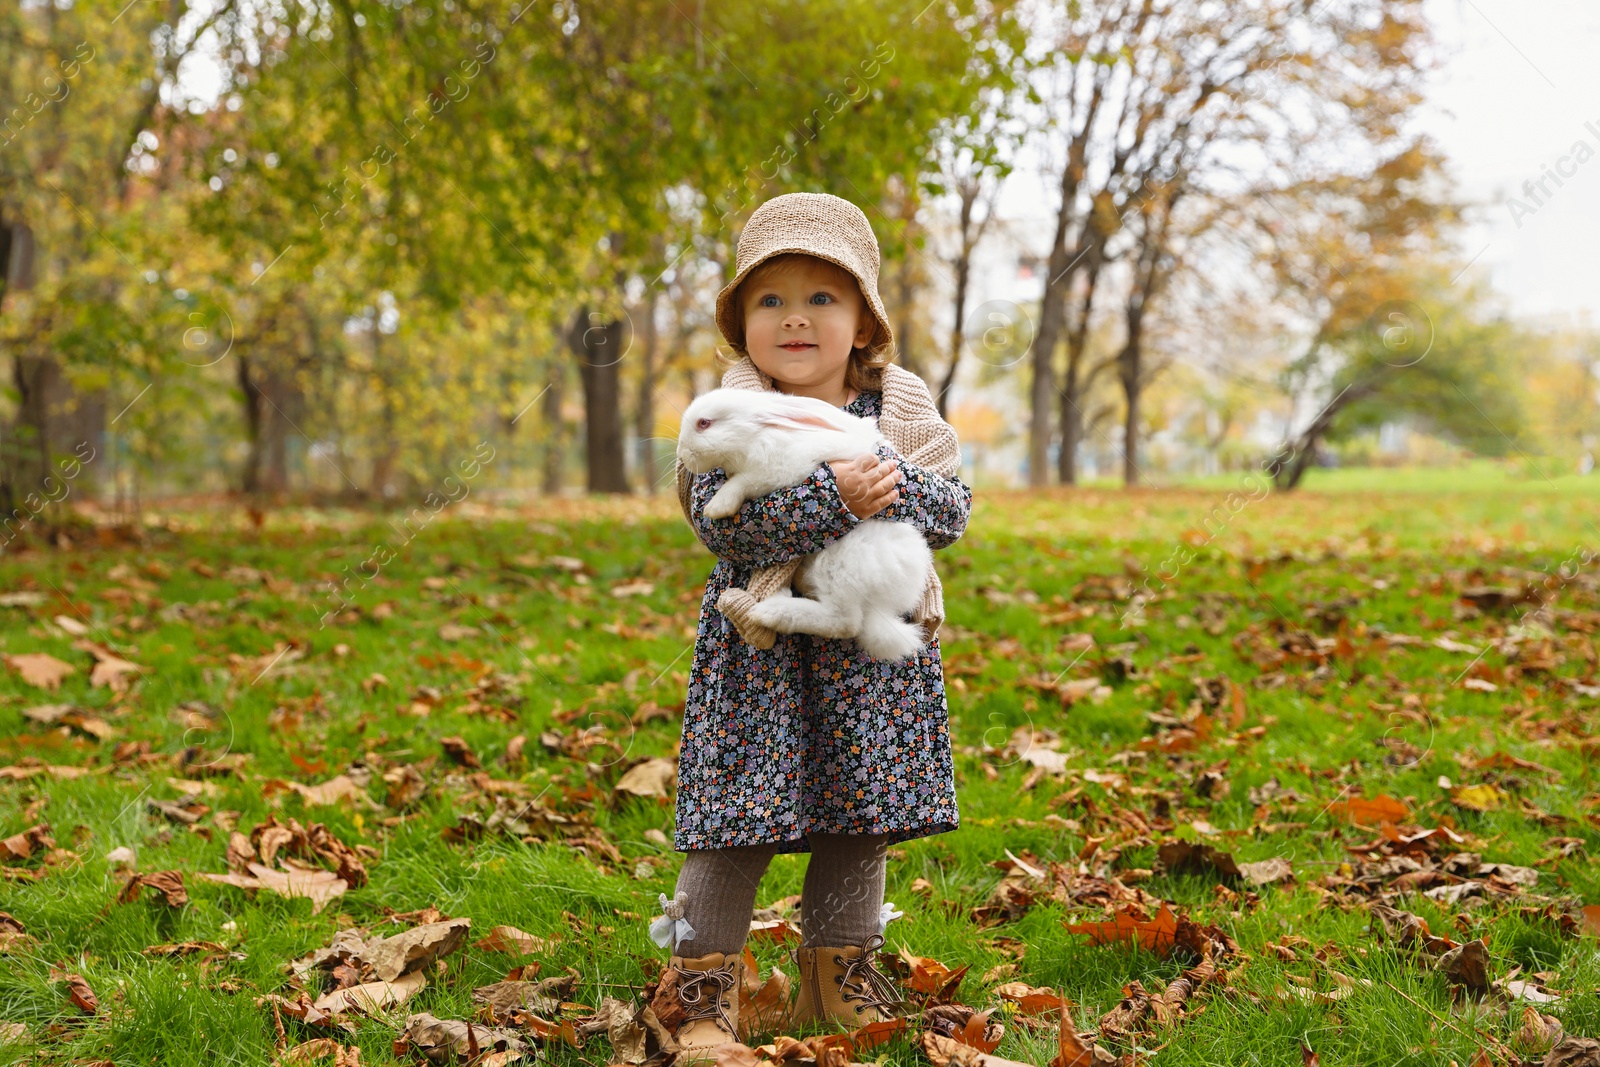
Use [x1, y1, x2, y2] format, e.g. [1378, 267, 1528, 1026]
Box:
[1021, 0, 1436, 488]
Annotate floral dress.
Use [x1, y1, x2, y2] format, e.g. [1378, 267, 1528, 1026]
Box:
[674, 388, 972, 854]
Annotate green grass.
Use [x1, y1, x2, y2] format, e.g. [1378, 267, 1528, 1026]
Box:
[1, 470, 1597, 1065]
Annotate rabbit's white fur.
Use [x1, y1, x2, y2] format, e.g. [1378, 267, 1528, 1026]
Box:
[677, 387, 933, 662]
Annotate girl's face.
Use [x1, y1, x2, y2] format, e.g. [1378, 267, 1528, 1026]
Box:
[740, 256, 873, 404]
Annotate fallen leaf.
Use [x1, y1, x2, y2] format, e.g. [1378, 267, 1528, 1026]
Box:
[271, 1038, 340, 1065]
[288, 776, 368, 808]
[1501, 979, 1560, 1004]
[1435, 938, 1491, 992]
[313, 968, 427, 1015]
[63, 973, 97, 1014]
[1515, 1007, 1564, 1054]
[995, 982, 1072, 1016]
[118, 870, 189, 907]
[362, 919, 471, 982]
[473, 926, 552, 956]
[440, 736, 481, 769]
[1065, 902, 1179, 955]
[73, 640, 146, 692]
[4, 653, 76, 691]
[1326, 794, 1411, 825]
[1543, 1037, 1600, 1067]
[198, 863, 348, 914]
[614, 757, 677, 800]
[1450, 783, 1509, 812]
[400, 1013, 528, 1062]
[143, 941, 230, 960]
[1, 824, 54, 863]
[1238, 858, 1295, 886]
[610, 581, 654, 597]
[921, 1030, 1037, 1067]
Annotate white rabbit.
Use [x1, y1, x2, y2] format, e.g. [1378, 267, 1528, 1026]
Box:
[676, 388, 933, 662]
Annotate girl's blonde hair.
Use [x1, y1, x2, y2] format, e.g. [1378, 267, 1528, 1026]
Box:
[715, 252, 893, 392]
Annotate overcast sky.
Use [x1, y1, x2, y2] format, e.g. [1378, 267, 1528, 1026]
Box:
[1416, 0, 1600, 325]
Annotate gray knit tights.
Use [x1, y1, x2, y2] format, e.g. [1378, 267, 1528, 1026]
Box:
[669, 832, 888, 957]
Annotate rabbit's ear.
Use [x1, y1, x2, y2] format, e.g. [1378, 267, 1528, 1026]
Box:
[757, 410, 843, 433]
[756, 396, 857, 434]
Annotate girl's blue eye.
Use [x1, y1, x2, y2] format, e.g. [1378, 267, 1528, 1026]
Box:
[810, 293, 833, 304]
[760, 295, 779, 307]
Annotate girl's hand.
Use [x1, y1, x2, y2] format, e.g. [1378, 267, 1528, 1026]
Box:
[829, 454, 902, 519]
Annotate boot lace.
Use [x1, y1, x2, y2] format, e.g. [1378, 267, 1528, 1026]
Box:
[677, 958, 740, 1039]
[833, 933, 906, 1017]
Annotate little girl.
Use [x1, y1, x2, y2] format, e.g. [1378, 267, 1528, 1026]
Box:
[653, 192, 972, 1061]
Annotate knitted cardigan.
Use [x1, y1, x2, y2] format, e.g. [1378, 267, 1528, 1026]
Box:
[674, 356, 964, 650]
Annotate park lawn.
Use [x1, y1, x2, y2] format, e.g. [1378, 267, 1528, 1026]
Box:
[0, 475, 1597, 1066]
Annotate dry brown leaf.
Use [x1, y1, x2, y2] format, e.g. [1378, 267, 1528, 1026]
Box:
[473, 926, 552, 956]
[1450, 783, 1510, 813]
[400, 1013, 528, 1062]
[1516, 1008, 1564, 1055]
[361, 918, 471, 982]
[198, 863, 348, 914]
[288, 776, 368, 808]
[271, 1038, 340, 1066]
[614, 757, 677, 800]
[1050, 1002, 1112, 1067]
[440, 736, 481, 768]
[118, 870, 189, 907]
[0, 824, 53, 862]
[4, 653, 76, 691]
[64, 973, 97, 1015]
[312, 968, 426, 1015]
[919, 1030, 1037, 1067]
[143, 941, 230, 959]
[738, 946, 790, 1037]
[995, 982, 1073, 1017]
[1544, 1037, 1600, 1067]
[1238, 857, 1295, 886]
[73, 640, 146, 692]
[1435, 938, 1491, 992]
[1326, 794, 1411, 825]
[1065, 902, 1179, 955]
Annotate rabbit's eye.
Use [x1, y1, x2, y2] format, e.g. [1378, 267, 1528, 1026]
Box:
[696, 418, 712, 431]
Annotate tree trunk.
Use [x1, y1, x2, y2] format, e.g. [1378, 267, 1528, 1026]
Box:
[567, 305, 630, 494]
[1058, 357, 1082, 486]
[938, 183, 978, 422]
[1056, 254, 1102, 485]
[1273, 377, 1383, 490]
[891, 182, 922, 378]
[237, 354, 294, 495]
[1119, 335, 1142, 487]
[632, 289, 661, 495]
[541, 354, 566, 495]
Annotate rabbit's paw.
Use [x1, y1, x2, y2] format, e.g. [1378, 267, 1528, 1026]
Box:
[704, 485, 745, 519]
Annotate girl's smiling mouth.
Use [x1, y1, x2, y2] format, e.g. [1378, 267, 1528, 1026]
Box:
[779, 342, 816, 351]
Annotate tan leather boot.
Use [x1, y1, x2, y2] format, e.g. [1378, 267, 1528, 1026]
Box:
[789, 932, 907, 1030]
[668, 950, 744, 1064]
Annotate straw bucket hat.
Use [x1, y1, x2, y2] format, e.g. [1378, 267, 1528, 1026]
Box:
[714, 192, 894, 356]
